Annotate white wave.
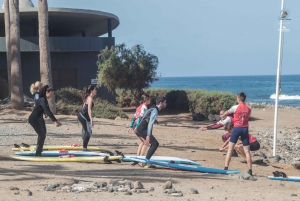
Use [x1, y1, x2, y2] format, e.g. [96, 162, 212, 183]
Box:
[270, 94, 300, 100]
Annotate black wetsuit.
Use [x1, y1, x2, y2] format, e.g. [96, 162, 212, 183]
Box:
[28, 97, 57, 156]
[136, 106, 159, 159]
[78, 103, 94, 148]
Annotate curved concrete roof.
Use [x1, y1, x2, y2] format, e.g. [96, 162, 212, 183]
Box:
[0, 7, 120, 37]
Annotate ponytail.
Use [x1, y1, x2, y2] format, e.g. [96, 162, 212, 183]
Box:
[81, 85, 96, 103]
[30, 81, 43, 95]
[140, 94, 150, 104]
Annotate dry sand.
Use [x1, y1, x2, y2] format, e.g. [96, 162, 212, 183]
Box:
[0, 107, 300, 201]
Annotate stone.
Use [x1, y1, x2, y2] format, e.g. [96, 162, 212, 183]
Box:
[124, 191, 132, 195]
[171, 192, 183, 197]
[133, 181, 143, 189]
[190, 188, 199, 194]
[9, 186, 19, 190]
[163, 181, 172, 190]
[291, 162, 300, 169]
[46, 182, 62, 191]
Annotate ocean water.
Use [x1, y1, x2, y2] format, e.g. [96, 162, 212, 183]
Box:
[150, 75, 300, 107]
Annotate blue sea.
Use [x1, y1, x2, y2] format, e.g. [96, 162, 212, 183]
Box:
[150, 75, 300, 107]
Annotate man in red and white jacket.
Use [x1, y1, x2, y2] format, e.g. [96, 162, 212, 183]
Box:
[221, 92, 253, 176]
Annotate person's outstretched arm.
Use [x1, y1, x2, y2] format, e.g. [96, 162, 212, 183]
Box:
[40, 98, 62, 127]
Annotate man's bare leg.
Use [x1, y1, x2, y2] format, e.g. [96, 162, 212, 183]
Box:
[243, 145, 252, 174]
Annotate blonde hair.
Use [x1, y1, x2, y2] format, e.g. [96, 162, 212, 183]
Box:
[30, 81, 43, 95]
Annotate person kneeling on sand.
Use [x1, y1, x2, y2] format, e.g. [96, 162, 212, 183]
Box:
[219, 124, 260, 162]
[200, 110, 238, 157]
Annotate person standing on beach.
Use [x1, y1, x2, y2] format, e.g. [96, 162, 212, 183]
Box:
[221, 92, 253, 175]
[30, 81, 43, 106]
[78, 85, 97, 151]
[136, 96, 167, 168]
[28, 85, 62, 156]
[128, 94, 151, 159]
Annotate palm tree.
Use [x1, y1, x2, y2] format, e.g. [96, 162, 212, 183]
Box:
[4, 0, 11, 97]
[10, 0, 24, 109]
[38, 0, 56, 113]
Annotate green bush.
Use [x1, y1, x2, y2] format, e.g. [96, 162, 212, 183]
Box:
[189, 90, 236, 116]
[56, 87, 128, 119]
[116, 88, 236, 116]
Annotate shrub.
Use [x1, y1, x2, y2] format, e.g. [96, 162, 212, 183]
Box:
[55, 87, 128, 119]
[116, 88, 236, 116]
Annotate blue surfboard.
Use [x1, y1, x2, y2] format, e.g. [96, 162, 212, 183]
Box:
[268, 176, 300, 182]
[14, 150, 110, 157]
[121, 155, 201, 166]
[167, 163, 240, 174]
[129, 158, 239, 174]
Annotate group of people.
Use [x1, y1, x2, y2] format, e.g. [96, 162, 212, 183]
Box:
[29, 81, 97, 155]
[29, 81, 257, 175]
[29, 81, 167, 166]
[200, 92, 260, 175]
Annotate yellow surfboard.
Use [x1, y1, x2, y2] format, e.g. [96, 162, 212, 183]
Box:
[10, 155, 122, 162]
[12, 144, 114, 155]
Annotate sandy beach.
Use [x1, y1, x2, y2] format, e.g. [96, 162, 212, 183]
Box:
[0, 107, 300, 201]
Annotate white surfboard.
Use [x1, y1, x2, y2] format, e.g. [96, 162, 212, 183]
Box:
[121, 155, 201, 166]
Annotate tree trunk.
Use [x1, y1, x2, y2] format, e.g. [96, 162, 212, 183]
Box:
[38, 0, 56, 113]
[4, 0, 11, 97]
[10, 0, 24, 109]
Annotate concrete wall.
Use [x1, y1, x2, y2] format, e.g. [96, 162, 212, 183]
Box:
[0, 51, 115, 103]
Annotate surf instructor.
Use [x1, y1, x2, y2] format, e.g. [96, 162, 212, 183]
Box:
[28, 85, 62, 156]
[136, 96, 167, 168]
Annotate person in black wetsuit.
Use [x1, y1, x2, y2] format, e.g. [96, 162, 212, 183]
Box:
[28, 85, 62, 156]
[136, 96, 167, 168]
[78, 85, 97, 151]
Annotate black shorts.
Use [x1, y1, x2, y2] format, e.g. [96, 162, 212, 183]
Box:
[250, 141, 260, 151]
[136, 121, 158, 144]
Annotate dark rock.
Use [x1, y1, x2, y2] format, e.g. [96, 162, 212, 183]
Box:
[260, 153, 267, 159]
[291, 162, 300, 169]
[124, 191, 132, 195]
[9, 186, 19, 190]
[26, 189, 33, 196]
[190, 188, 199, 194]
[192, 113, 205, 121]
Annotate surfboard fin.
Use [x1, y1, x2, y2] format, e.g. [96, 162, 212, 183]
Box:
[273, 171, 288, 178]
[115, 150, 124, 158]
[21, 143, 30, 148]
[103, 156, 109, 163]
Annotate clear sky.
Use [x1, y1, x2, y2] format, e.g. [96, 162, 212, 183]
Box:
[30, 0, 299, 77]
